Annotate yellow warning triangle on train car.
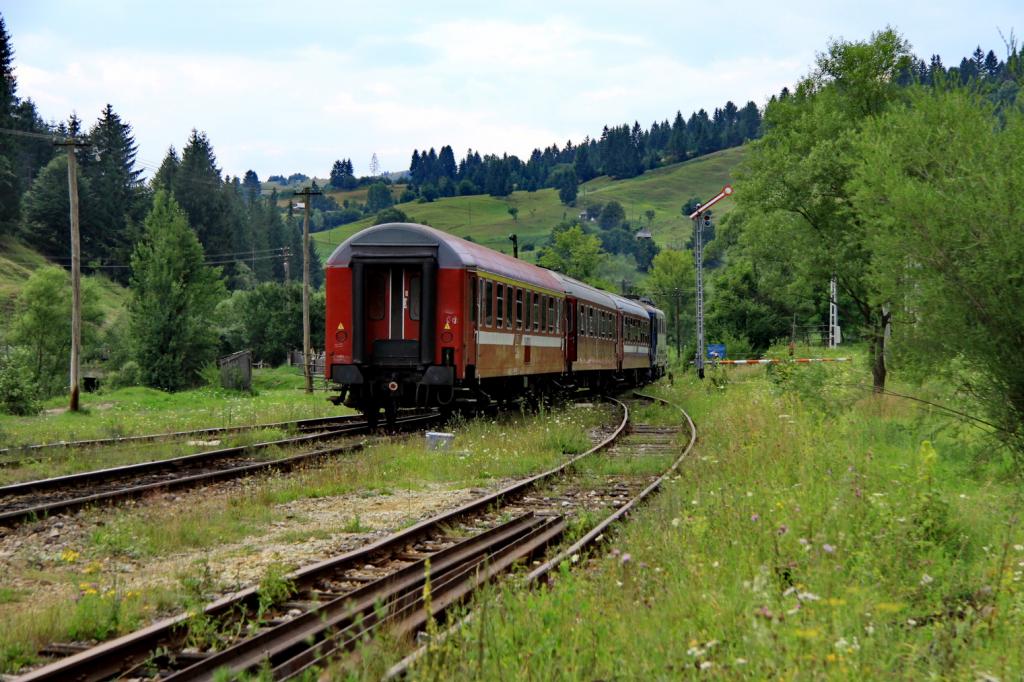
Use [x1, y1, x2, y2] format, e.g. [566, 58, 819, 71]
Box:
[337, 322, 345, 330]
[444, 322, 451, 330]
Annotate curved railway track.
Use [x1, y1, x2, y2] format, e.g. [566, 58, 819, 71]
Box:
[0, 413, 440, 527]
[14, 393, 695, 681]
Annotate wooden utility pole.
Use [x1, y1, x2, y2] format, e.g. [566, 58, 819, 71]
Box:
[293, 187, 322, 393]
[56, 137, 88, 411]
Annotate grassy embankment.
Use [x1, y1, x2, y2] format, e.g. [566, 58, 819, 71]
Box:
[0, 366, 348, 449]
[342, 351, 1024, 680]
[311, 147, 744, 262]
[0, 401, 614, 673]
[0, 235, 127, 324]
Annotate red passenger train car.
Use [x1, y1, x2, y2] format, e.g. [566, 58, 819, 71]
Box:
[325, 222, 666, 423]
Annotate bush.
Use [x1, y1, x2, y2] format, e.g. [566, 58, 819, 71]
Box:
[375, 207, 408, 224]
[109, 360, 141, 389]
[0, 354, 40, 416]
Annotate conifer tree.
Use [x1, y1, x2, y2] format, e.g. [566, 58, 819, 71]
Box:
[172, 130, 230, 258]
[152, 146, 180, 191]
[21, 155, 101, 262]
[83, 104, 146, 278]
[242, 169, 261, 203]
[128, 190, 225, 391]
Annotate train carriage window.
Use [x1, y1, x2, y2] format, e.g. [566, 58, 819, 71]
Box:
[409, 275, 421, 321]
[588, 307, 595, 336]
[515, 288, 523, 329]
[484, 280, 493, 327]
[496, 284, 504, 327]
[540, 295, 547, 333]
[506, 288, 513, 329]
[524, 289, 531, 331]
[555, 299, 561, 333]
[532, 293, 540, 331]
[368, 270, 387, 320]
[547, 297, 555, 333]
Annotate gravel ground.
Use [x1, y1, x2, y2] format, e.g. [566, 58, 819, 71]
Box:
[0, 477, 501, 626]
[0, 404, 611, 644]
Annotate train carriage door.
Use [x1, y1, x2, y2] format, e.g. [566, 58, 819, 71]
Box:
[565, 297, 578, 369]
[403, 268, 421, 342]
[467, 273, 478, 368]
[648, 313, 657, 364]
[361, 263, 431, 366]
[617, 312, 624, 371]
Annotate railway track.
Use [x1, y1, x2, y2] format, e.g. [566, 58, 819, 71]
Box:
[14, 393, 695, 681]
[0, 413, 440, 527]
[0, 413, 372, 465]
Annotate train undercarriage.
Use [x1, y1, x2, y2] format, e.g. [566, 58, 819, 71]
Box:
[331, 364, 659, 427]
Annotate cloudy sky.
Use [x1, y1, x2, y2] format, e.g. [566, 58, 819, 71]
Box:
[4, 1, 1021, 179]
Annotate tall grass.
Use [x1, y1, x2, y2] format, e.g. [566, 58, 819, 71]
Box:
[393, 367, 1024, 680]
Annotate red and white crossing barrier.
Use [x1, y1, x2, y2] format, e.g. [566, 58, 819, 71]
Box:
[713, 357, 850, 365]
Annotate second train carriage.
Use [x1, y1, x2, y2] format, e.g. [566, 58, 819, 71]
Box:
[324, 222, 666, 422]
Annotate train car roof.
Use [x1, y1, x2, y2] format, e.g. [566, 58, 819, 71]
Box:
[636, 300, 666, 318]
[550, 272, 620, 309]
[611, 294, 654, 318]
[327, 222, 563, 291]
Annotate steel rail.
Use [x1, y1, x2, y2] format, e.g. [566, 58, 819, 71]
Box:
[162, 514, 562, 680]
[0, 414, 439, 527]
[16, 398, 628, 682]
[384, 391, 696, 679]
[0, 413, 370, 458]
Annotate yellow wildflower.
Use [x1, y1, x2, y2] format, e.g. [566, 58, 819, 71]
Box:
[60, 549, 80, 563]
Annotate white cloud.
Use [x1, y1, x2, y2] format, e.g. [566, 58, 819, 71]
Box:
[13, 15, 805, 178]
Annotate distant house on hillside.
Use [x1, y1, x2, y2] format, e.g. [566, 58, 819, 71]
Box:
[635, 228, 652, 240]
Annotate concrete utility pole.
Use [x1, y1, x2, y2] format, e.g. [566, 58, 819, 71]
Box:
[674, 287, 681, 360]
[55, 137, 89, 411]
[693, 212, 707, 379]
[282, 246, 291, 283]
[828, 276, 841, 348]
[293, 187, 322, 393]
[688, 185, 733, 379]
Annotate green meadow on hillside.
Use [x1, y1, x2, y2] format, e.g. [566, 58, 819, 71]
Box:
[0, 236, 128, 327]
[311, 146, 744, 261]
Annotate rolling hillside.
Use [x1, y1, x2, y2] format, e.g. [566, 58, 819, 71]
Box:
[311, 145, 746, 263]
[0, 236, 128, 331]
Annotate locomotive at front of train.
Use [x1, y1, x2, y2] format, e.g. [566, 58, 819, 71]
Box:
[325, 223, 464, 425]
